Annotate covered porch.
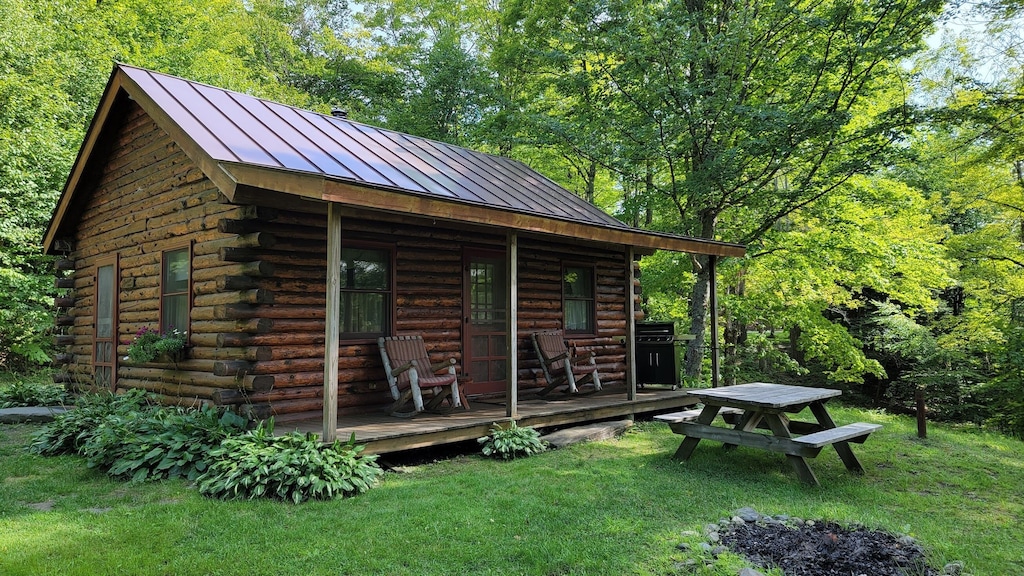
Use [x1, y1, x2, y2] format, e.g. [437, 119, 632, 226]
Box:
[285, 386, 698, 454]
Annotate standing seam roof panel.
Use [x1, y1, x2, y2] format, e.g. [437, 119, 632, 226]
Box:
[300, 112, 412, 189]
[372, 130, 488, 204]
[129, 70, 240, 163]
[345, 122, 457, 198]
[192, 84, 320, 171]
[441, 144, 575, 218]
[394, 133, 537, 210]
[154, 73, 284, 167]
[230, 94, 357, 177]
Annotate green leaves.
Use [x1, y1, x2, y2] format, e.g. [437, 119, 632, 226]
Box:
[478, 421, 547, 460]
[197, 421, 383, 503]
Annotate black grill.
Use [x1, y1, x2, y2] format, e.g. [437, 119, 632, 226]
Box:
[635, 322, 680, 389]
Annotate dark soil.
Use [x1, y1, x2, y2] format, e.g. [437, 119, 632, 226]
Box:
[721, 521, 938, 576]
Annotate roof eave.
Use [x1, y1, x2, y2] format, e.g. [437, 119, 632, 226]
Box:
[221, 161, 746, 258]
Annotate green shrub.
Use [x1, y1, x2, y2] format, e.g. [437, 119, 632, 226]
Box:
[125, 327, 187, 363]
[197, 421, 383, 503]
[0, 379, 68, 408]
[82, 404, 248, 482]
[29, 389, 149, 455]
[478, 421, 547, 460]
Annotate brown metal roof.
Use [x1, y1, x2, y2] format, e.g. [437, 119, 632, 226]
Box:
[121, 65, 630, 230]
[44, 65, 745, 257]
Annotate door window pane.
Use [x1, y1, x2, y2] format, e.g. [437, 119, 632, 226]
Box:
[96, 265, 114, 338]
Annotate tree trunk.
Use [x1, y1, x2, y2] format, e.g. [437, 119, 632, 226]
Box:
[683, 254, 710, 380]
[683, 210, 718, 380]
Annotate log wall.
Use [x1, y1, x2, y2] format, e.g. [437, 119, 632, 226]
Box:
[60, 101, 254, 408]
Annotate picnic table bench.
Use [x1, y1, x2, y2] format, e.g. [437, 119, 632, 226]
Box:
[666, 382, 881, 486]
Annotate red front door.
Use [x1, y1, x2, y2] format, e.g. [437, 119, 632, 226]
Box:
[463, 250, 508, 395]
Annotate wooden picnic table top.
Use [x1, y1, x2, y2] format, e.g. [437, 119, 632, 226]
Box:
[691, 382, 841, 411]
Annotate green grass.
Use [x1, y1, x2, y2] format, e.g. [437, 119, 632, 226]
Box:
[2, 406, 1022, 575]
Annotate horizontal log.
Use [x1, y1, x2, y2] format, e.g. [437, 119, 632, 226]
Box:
[190, 318, 273, 334]
[51, 353, 74, 366]
[222, 332, 363, 349]
[54, 334, 76, 346]
[55, 315, 75, 327]
[118, 377, 219, 401]
[119, 366, 273, 392]
[54, 259, 75, 271]
[55, 277, 76, 289]
[188, 346, 272, 362]
[193, 276, 258, 295]
[239, 403, 274, 420]
[52, 372, 74, 384]
[53, 297, 76, 309]
[190, 261, 274, 282]
[193, 289, 274, 307]
[213, 360, 253, 377]
[193, 232, 277, 256]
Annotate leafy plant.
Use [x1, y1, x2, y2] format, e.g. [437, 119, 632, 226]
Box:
[0, 379, 68, 408]
[124, 327, 187, 363]
[197, 421, 382, 503]
[478, 421, 547, 460]
[82, 404, 248, 483]
[29, 389, 150, 456]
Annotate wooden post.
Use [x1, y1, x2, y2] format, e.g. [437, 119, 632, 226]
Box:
[626, 247, 637, 401]
[323, 203, 341, 442]
[916, 386, 927, 439]
[709, 255, 720, 388]
[506, 231, 518, 420]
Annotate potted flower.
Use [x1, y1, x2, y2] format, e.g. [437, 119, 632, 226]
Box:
[124, 327, 188, 363]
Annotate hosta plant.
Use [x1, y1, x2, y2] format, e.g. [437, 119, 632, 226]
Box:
[197, 421, 383, 503]
[478, 421, 547, 460]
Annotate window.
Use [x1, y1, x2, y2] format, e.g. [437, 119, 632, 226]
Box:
[340, 246, 392, 339]
[95, 258, 117, 389]
[563, 265, 595, 334]
[161, 247, 190, 334]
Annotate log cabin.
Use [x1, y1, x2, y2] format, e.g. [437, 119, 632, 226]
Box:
[44, 64, 745, 447]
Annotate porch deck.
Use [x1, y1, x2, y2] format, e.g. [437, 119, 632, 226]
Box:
[282, 387, 699, 454]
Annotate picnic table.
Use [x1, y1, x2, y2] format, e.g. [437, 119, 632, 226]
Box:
[657, 382, 881, 486]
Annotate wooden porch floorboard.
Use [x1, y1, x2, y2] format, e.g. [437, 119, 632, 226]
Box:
[281, 387, 699, 454]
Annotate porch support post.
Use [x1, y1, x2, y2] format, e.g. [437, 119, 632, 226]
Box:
[626, 247, 637, 401]
[709, 255, 720, 388]
[323, 202, 341, 441]
[506, 231, 519, 419]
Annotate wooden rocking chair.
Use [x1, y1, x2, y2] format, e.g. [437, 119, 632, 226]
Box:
[378, 335, 468, 417]
[531, 331, 603, 396]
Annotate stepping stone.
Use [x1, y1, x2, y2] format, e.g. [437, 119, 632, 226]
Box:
[0, 406, 69, 424]
[540, 419, 633, 448]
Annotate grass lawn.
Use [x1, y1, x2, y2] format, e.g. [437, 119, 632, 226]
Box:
[2, 405, 1022, 575]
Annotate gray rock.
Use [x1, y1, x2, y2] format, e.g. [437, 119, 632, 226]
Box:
[731, 515, 746, 525]
[738, 568, 766, 576]
[680, 530, 699, 537]
[539, 419, 633, 448]
[707, 532, 720, 543]
[676, 542, 691, 551]
[704, 523, 720, 536]
[712, 545, 728, 556]
[898, 535, 917, 547]
[0, 406, 69, 424]
[699, 542, 714, 552]
[942, 561, 965, 575]
[735, 506, 761, 522]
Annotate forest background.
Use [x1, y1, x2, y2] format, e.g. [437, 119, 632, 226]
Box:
[1, 0, 1022, 438]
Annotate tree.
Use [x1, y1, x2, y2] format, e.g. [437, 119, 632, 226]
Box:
[504, 0, 944, 380]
